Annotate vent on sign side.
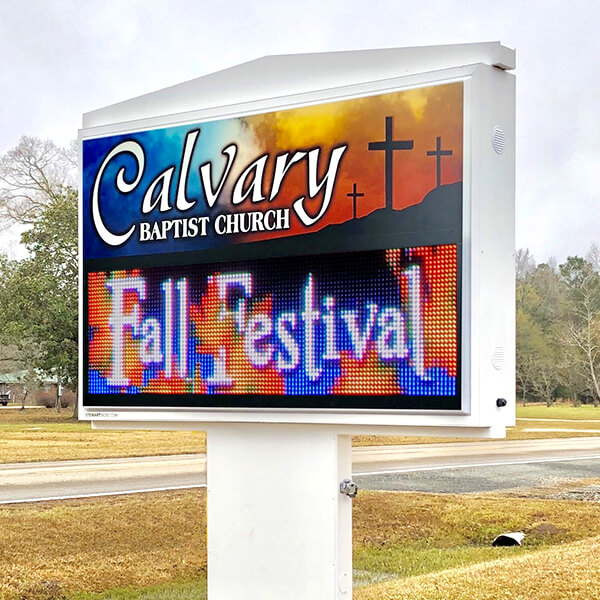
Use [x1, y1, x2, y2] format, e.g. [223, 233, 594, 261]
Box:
[492, 345, 505, 370]
[492, 126, 506, 154]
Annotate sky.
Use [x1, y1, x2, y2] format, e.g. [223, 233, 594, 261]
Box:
[0, 0, 598, 264]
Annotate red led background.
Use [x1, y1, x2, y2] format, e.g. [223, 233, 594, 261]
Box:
[87, 245, 457, 398]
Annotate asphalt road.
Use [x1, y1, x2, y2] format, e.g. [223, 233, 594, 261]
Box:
[354, 457, 600, 493]
[352, 437, 600, 493]
[0, 454, 207, 504]
[1, 437, 599, 504]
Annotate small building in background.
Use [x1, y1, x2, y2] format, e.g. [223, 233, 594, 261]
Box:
[0, 370, 27, 405]
[0, 370, 75, 408]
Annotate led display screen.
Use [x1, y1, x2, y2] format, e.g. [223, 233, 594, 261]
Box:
[87, 245, 458, 409]
[82, 83, 463, 260]
[82, 81, 464, 411]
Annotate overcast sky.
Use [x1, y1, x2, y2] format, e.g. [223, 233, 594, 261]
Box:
[0, 0, 598, 263]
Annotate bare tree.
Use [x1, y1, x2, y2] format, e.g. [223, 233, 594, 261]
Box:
[516, 248, 536, 281]
[0, 136, 76, 226]
[527, 355, 560, 407]
[516, 352, 534, 405]
[565, 290, 600, 404]
[560, 256, 600, 405]
[586, 243, 600, 272]
[556, 341, 588, 405]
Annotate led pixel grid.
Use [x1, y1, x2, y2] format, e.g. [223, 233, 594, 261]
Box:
[87, 245, 458, 398]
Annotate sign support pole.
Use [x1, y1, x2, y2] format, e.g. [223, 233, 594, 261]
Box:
[206, 424, 353, 599]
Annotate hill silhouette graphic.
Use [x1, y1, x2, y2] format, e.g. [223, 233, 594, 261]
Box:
[268, 181, 463, 256]
[325, 181, 462, 238]
[194, 181, 463, 259]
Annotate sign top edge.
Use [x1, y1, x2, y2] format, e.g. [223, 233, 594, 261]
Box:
[82, 42, 514, 129]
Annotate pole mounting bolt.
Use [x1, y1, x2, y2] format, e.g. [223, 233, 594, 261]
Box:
[340, 478, 358, 498]
[496, 398, 508, 407]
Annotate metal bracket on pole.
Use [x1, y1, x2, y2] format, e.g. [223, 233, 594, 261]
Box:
[339, 478, 358, 499]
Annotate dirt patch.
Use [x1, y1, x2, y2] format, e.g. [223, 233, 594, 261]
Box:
[555, 485, 600, 502]
[489, 479, 600, 503]
[530, 522, 562, 536]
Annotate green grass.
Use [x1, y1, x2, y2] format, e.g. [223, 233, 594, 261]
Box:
[517, 403, 600, 420]
[65, 547, 533, 599]
[355, 536, 600, 600]
[353, 544, 530, 584]
[70, 579, 207, 600]
[351, 489, 599, 587]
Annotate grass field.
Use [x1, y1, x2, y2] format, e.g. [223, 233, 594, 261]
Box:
[0, 408, 206, 463]
[354, 537, 600, 600]
[2, 404, 599, 598]
[354, 403, 600, 446]
[1, 403, 599, 463]
[518, 403, 600, 420]
[2, 487, 600, 599]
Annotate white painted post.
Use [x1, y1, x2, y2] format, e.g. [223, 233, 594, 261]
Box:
[206, 424, 353, 599]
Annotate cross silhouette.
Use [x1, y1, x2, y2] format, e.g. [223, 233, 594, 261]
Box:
[426, 136, 453, 188]
[368, 116, 414, 210]
[346, 183, 364, 219]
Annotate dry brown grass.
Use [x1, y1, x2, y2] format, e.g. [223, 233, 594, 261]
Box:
[1, 489, 600, 599]
[353, 490, 600, 599]
[353, 435, 475, 446]
[0, 408, 75, 424]
[0, 428, 206, 463]
[0, 409, 206, 463]
[0, 491, 206, 599]
[1, 405, 599, 465]
[355, 536, 600, 600]
[353, 490, 600, 548]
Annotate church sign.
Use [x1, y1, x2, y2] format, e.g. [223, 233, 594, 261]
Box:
[82, 82, 466, 411]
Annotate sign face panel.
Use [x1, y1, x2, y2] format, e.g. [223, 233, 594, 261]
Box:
[83, 81, 464, 411]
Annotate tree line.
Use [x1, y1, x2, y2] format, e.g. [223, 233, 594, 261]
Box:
[0, 137, 77, 411]
[517, 246, 600, 406]
[0, 136, 597, 412]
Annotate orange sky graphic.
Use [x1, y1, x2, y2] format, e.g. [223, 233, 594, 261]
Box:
[240, 81, 463, 241]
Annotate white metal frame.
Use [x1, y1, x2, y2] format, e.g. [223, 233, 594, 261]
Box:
[79, 57, 515, 437]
